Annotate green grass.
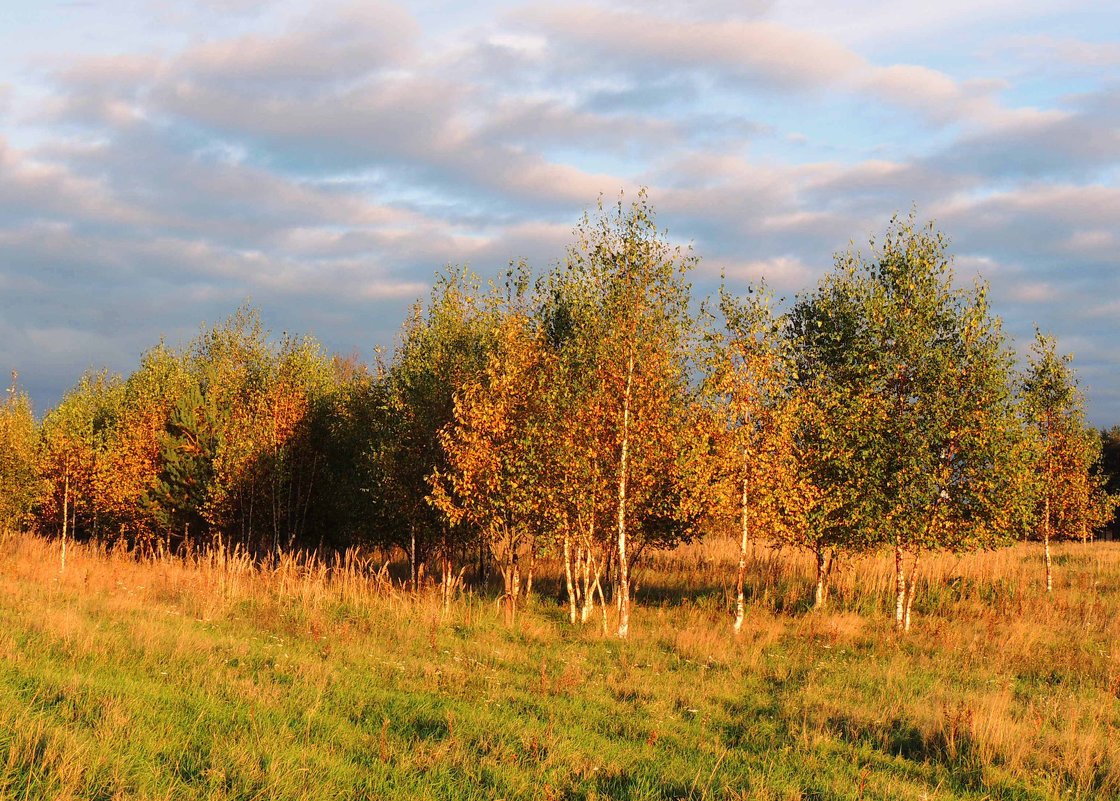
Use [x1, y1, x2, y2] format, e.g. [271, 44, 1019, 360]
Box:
[1, 535, 1118, 800]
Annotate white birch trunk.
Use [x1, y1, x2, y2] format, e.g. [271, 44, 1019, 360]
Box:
[563, 533, 577, 624]
[616, 351, 634, 639]
[894, 543, 905, 631]
[733, 474, 748, 634]
[60, 473, 69, 574]
[903, 549, 920, 632]
[813, 549, 832, 611]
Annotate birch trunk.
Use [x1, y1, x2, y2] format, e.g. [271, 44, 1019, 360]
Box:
[1044, 534, 1052, 594]
[903, 549, 921, 632]
[585, 551, 604, 626]
[525, 543, 535, 599]
[563, 533, 577, 624]
[409, 529, 418, 589]
[616, 351, 634, 639]
[593, 572, 608, 635]
[441, 553, 453, 612]
[813, 548, 832, 611]
[733, 474, 748, 634]
[60, 473, 69, 574]
[894, 543, 905, 631]
[580, 546, 594, 624]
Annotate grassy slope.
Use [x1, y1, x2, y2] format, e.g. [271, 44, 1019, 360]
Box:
[1, 535, 1118, 801]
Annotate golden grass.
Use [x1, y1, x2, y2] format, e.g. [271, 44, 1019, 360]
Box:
[2, 531, 1120, 799]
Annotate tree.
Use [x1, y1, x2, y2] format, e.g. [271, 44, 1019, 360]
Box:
[0, 372, 39, 536]
[794, 214, 1030, 630]
[1020, 331, 1113, 589]
[1099, 426, 1120, 539]
[783, 271, 886, 613]
[430, 287, 554, 615]
[37, 370, 125, 566]
[537, 276, 619, 628]
[703, 285, 802, 629]
[559, 192, 705, 638]
[380, 267, 497, 592]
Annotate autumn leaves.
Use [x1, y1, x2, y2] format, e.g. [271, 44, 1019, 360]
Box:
[1, 196, 1114, 638]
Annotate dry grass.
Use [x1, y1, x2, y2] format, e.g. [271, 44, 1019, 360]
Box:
[1, 531, 1119, 799]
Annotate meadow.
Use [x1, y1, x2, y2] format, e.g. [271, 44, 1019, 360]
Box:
[1, 533, 1118, 801]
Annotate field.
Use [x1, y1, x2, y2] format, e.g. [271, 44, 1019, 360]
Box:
[1, 534, 1118, 801]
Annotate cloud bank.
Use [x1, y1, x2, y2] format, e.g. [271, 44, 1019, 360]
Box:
[1, 0, 1117, 424]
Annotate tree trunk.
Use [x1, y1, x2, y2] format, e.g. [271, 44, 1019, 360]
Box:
[616, 351, 634, 639]
[563, 533, 577, 624]
[894, 543, 905, 631]
[441, 553, 453, 612]
[733, 474, 748, 634]
[1044, 534, 1052, 594]
[61, 473, 69, 574]
[582, 543, 599, 625]
[813, 548, 832, 611]
[1044, 493, 1052, 593]
[593, 571, 608, 635]
[409, 528, 418, 589]
[525, 540, 536, 599]
[903, 549, 921, 632]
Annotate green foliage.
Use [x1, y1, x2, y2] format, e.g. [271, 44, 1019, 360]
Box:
[146, 380, 220, 543]
[1021, 331, 1113, 542]
[562, 192, 709, 553]
[378, 267, 499, 577]
[11, 197, 1114, 628]
[790, 214, 1031, 558]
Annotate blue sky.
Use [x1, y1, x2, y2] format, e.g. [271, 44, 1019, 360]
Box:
[1, 0, 1118, 424]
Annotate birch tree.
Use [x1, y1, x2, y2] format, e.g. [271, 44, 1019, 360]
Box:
[0, 373, 39, 537]
[380, 267, 496, 591]
[430, 295, 553, 615]
[795, 214, 1029, 630]
[784, 267, 886, 611]
[703, 285, 801, 629]
[1021, 330, 1112, 589]
[560, 192, 702, 639]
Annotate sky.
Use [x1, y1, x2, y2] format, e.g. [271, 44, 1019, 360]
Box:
[0, 0, 1117, 425]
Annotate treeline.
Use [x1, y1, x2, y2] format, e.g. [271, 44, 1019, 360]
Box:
[1, 195, 1117, 634]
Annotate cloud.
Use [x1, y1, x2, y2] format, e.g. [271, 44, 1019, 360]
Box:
[179, 1, 420, 85]
[2, 0, 1119, 425]
[515, 5, 866, 89]
[716, 255, 815, 291]
[992, 34, 1120, 69]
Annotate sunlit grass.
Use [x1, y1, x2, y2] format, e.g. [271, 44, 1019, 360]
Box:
[1, 532, 1118, 800]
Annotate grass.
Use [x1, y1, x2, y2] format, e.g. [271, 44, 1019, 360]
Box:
[1, 534, 1119, 800]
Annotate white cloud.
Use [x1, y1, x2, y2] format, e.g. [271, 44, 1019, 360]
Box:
[1, 0, 1119, 424]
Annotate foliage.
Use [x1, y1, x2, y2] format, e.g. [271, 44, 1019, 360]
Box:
[430, 283, 554, 608]
[703, 284, 804, 620]
[1020, 330, 1115, 583]
[6, 198, 1115, 635]
[379, 267, 498, 585]
[556, 192, 708, 636]
[787, 214, 1033, 629]
[0, 373, 39, 533]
